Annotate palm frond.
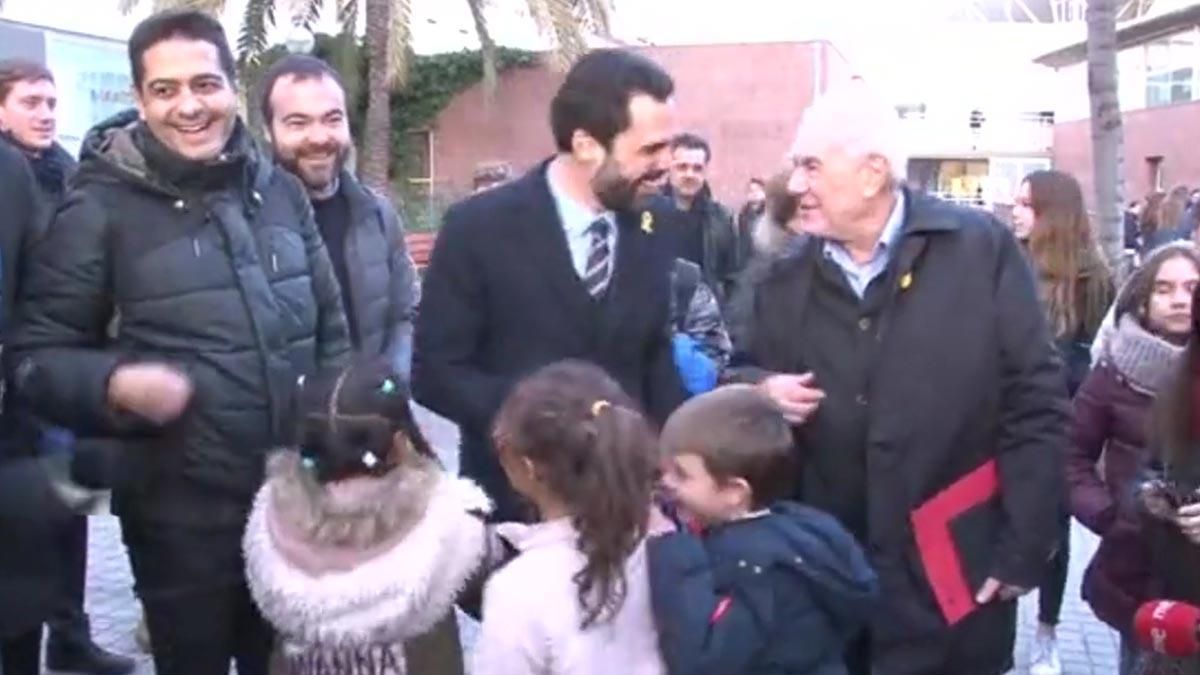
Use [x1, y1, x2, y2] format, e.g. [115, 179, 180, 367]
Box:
[302, 0, 324, 28]
[524, 0, 551, 35]
[158, 0, 228, 12]
[466, 0, 498, 97]
[333, 0, 361, 106]
[544, 0, 587, 71]
[387, 0, 413, 88]
[336, 0, 357, 27]
[579, 0, 612, 36]
[236, 0, 277, 67]
[283, 0, 323, 28]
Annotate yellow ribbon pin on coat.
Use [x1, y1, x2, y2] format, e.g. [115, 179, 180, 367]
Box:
[641, 211, 654, 234]
[900, 272, 913, 290]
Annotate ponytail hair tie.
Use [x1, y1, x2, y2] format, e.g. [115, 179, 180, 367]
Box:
[591, 400, 611, 418]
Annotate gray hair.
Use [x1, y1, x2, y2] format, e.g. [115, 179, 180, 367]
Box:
[790, 79, 908, 185]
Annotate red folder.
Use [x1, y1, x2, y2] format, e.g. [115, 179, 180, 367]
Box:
[909, 459, 999, 626]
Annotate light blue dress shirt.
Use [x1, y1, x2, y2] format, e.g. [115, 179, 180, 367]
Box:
[547, 168, 617, 278]
[822, 191, 906, 298]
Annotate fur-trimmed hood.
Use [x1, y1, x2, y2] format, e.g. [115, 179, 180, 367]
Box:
[244, 453, 491, 646]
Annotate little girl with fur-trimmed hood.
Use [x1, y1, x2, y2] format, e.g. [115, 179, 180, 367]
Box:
[243, 358, 492, 675]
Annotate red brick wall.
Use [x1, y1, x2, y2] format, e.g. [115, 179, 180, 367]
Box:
[427, 42, 844, 209]
[1052, 98, 1200, 207]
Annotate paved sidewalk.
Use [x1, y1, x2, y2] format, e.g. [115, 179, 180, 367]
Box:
[74, 407, 1118, 675]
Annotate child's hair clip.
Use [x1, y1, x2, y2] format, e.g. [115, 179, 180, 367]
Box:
[591, 400, 611, 418]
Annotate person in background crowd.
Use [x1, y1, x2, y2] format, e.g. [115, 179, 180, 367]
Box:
[7, 10, 350, 675]
[1125, 200, 1143, 252]
[473, 160, 514, 194]
[414, 49, 685, 523]
[260, 55, 418, 377]
[474, 360, 667, 675]
[649, 385, 878, 675]
[726, 170, 801, 350]
[0, 60, 77, 209]
[0, 134, 69, 675]
[668, 258, 731, 396]
[1012, 170, 1114, 393]
[660, 132, 738, 305]
[1140, 191, 1169, 254]
[1151, 184, 1193, 248]
[734, 176, 767, 273]
[1011, 168, 1113, 675]
[0, 58, 136, 675]
[1066, 242, 1200, 675]
[730, 80, 1067, 675]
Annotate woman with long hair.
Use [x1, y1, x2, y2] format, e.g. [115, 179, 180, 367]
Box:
[1012, 169, 1115, 675]
[1141, 191, 1170, 253]
[1096, 284, 1200, 675]
[1067, 243, 1200, 674]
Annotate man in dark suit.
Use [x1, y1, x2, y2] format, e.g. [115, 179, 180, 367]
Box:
[414, 49, 686, 521]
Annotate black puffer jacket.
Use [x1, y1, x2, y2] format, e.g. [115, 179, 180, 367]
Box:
[0, 138, 64, 639]
[333, 172, 418, 375]
[8, 110, 350, 526]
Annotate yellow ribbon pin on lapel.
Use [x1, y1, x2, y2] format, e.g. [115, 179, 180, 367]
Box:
[641, 211, 654, 234]
[900, 272, 913, 290]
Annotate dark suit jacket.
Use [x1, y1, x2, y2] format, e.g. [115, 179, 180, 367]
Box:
[413, 159, 685, 520]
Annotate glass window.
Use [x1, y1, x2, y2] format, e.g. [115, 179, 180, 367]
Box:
[1147, 68, 1194, 107]
[1144, 30, 1198, 108]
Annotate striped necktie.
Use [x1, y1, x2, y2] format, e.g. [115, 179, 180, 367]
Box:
[584, 218, 612, 299]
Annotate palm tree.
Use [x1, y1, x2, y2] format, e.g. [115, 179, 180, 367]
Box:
[119, 0, 614, 191]
[1085, 0, 1127, 281]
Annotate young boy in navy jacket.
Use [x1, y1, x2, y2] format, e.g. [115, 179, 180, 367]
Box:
[649, 385, 878, 675]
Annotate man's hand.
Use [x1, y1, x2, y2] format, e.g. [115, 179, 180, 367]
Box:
[759, 373, 825, 424]
[975, 577, 1029, 605]
[107, 363, 193, 425]
[1176, 502, 1200, 545]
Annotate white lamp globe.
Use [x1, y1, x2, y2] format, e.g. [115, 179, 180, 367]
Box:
[285, 25, 316, 54]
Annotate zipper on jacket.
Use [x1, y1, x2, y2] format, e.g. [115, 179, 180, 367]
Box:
[271, 252, 279, 273]
[192, 238, 201, 258]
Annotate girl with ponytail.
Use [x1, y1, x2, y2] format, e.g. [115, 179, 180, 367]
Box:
[475, 360, 667, 674]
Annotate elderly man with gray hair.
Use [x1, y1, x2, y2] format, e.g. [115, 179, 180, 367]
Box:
[728, 80, 1068, 674]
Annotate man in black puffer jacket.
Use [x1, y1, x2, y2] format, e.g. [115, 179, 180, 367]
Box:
[0, 58, 136, 675]
[258, 55, 418, 374]
[0, 127, 68, 675]
[7, 11, 350, 675]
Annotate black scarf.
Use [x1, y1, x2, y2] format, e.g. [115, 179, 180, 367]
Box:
[0, 131, 71, 198]
[133, 120, 250, 197]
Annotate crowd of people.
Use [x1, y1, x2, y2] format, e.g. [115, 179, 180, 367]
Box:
[1, 7, 1200, 675]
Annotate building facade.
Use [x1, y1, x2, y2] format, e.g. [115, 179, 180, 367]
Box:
[1039, 4, 1200, 206]
[404, 41, 850, 216]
